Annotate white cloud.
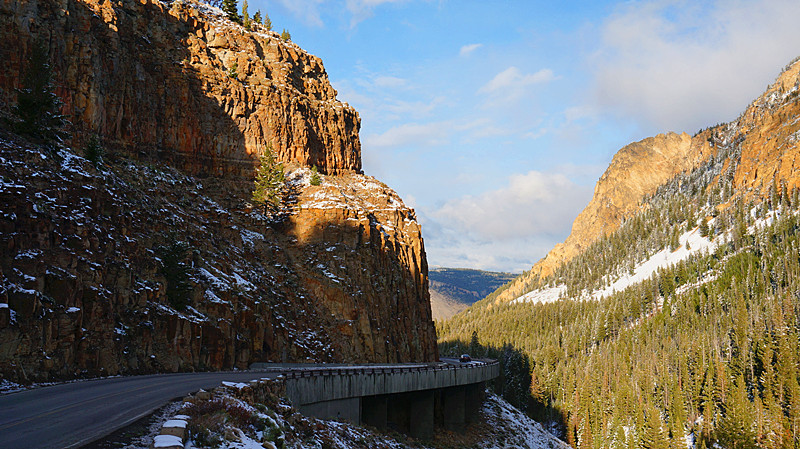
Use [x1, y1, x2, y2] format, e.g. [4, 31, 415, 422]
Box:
[591, 0, 800, 133]
[479, 67, 556, 93]
[432, 171, 591, 240]
[345, 0, 406, 26]
[459, 43, 483, 57]
[373, 76, 407, 88]
[362, 122, 450, 148]
[422, 170, 593, 272]
[274, 0, 326, 27]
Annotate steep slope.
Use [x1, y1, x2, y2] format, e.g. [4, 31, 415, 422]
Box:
[429, 268, 515, 320]
[493, 58, 800, 305]
[0, 0, 437, 383]
[440, 57, 800, 449]
[493, 132, 715, 304]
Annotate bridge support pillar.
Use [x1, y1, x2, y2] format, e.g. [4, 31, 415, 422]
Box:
[465, 382, 485, 423]
[299, 398, 360, 424]
[409, 390, 434, 440]
[442, 386, 466, 432]
[361, 394, 388, 429]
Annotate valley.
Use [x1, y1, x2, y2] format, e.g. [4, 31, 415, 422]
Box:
[2, 0, 800, 448]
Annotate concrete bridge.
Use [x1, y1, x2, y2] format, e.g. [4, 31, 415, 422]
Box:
[253, 360, 500, 439]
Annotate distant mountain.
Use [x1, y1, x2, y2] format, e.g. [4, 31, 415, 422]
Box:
[440, 57, 800, 448]
[429, 268, 516, 320]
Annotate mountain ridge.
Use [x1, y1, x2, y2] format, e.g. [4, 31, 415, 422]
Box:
[491, 58, 800, 306]
[439, 55, 800, 449]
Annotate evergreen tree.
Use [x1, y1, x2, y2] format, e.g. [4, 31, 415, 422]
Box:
[281, 29, 291, 41]
[263, 12, 272, 31]
[251, 146, 285, 217]
[11, 40, 66, 140]
[310, 165, 321, 186]
[222, 0, 240, 24]
[83, 134, 104, 167]
[159, 240, 193, 311]
[252, 10, 262, 25]
[241, 0, 251, 30]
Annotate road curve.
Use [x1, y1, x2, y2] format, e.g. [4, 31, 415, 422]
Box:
[0, 370, 278, 449]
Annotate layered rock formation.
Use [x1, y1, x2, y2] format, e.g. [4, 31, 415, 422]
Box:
[494, 58, 800, 304]
[0, 0, 437, 382]
[0, 0, 360, 176]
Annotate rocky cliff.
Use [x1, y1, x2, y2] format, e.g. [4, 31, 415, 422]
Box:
[0, 0, 437, 382]
[493, 57, 800, 304]
[0, 0, 360, 176]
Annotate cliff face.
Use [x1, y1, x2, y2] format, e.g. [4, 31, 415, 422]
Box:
[726, 59, 800, 198]
[493, 57, 800, 304]
[0, 0, 360, 176]
[0, 0, 437, 382]
[493, 132, 714, 303]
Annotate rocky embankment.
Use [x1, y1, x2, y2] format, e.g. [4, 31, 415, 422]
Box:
[494, 57, 800, 304]
[0, 0, 437, 382]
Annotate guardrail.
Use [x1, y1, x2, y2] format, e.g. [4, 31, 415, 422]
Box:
[270, 360, 499, 379]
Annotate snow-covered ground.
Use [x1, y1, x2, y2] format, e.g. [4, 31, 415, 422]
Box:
[512, 206, 793, 306]
[479, 394, 570, 449]
[513, 225, 721, 305]
[588, 226, 719, 300]
[166, 380, 567, 449]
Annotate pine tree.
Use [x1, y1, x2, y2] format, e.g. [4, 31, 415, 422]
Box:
[159, 240, 193, 311]
[281, 29, 291, 41]
[11, 40, 66, 140]
[310, 165, 321, 186]
[252, 10, 262, 25]
[252, 146, 285, 217]
[83, 134, 104, 167]
[241, 0, 251, 30]
[222, 0, 240, 24]
[263, 12, 272, 31]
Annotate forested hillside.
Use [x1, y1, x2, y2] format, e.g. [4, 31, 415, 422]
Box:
[439, 57, 800, 449]
[429, 268, 516, 320]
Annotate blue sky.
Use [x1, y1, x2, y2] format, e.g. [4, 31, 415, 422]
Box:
[246, 0, 800, 272]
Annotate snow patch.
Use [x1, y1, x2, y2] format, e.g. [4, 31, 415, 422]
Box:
[512, 285, 566, 305]
[480, 393, 569, 449]
[589, 226, 719, 300]
[153, 434, 183, 448]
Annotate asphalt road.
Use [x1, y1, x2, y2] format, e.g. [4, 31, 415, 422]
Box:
[0, 370, 278, 449]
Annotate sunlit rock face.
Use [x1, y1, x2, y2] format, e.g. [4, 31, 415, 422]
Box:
[0, 0, 437, 382]
[495, 58, 800, 304]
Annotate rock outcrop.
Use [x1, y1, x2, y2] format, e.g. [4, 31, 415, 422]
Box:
[0, 0, 437, 382]
[494, 57, 800, 304]
[0, 0, 360, 176]
[493, 132, 714, 303]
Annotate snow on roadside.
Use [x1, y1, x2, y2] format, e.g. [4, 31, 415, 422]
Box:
[479, 394, 569, 449]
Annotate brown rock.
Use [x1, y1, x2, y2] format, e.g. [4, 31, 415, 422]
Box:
[0, 0, 437, 382]
[0, 0, 360, 176]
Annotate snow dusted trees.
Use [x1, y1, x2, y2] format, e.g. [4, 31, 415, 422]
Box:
[251, 146, 285, 218]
